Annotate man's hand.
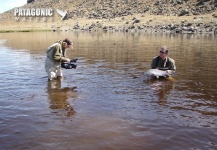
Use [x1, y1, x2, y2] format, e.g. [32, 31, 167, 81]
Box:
[65, 58, 70, 62]
[166, 70, 172, 77]
[70, 58, 78, 63]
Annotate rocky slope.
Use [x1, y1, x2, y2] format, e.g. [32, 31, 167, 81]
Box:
[0, 0, 217, 33]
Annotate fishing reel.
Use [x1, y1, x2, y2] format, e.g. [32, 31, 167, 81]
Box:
[61, 58, 78, 69]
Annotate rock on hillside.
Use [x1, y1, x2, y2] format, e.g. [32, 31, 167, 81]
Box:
[66, 0, 217, 19]
[13, 0, 217, 18]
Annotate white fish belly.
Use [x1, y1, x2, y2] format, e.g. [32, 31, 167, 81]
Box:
[145, 69, 167, 77]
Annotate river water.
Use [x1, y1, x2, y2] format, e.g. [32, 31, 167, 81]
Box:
[0, 32, 216, 150]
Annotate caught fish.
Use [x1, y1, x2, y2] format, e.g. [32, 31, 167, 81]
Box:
[145, 69, 167, 78]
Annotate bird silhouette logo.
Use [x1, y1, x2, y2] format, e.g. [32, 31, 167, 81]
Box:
[56, 9, 67, 20]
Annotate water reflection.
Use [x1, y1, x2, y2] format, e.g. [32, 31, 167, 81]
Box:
[147, 78, 175, 105]
[47, 80, 77, 117]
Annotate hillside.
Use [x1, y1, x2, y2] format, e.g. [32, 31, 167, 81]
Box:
[0, 0, 217, 33]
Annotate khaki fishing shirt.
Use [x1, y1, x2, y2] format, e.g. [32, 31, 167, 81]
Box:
[46, 40, 69, 65]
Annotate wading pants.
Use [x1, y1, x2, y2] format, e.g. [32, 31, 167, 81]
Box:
[45, 57, 62, 80]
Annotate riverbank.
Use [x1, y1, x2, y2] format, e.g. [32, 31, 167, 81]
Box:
[0, 0, 217, 34]
[1, 13, 217, 34]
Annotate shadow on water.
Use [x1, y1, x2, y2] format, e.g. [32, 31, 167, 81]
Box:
[46, 80, 77, 117]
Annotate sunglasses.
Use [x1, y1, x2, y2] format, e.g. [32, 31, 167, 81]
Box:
[160, 51, 166, 54]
